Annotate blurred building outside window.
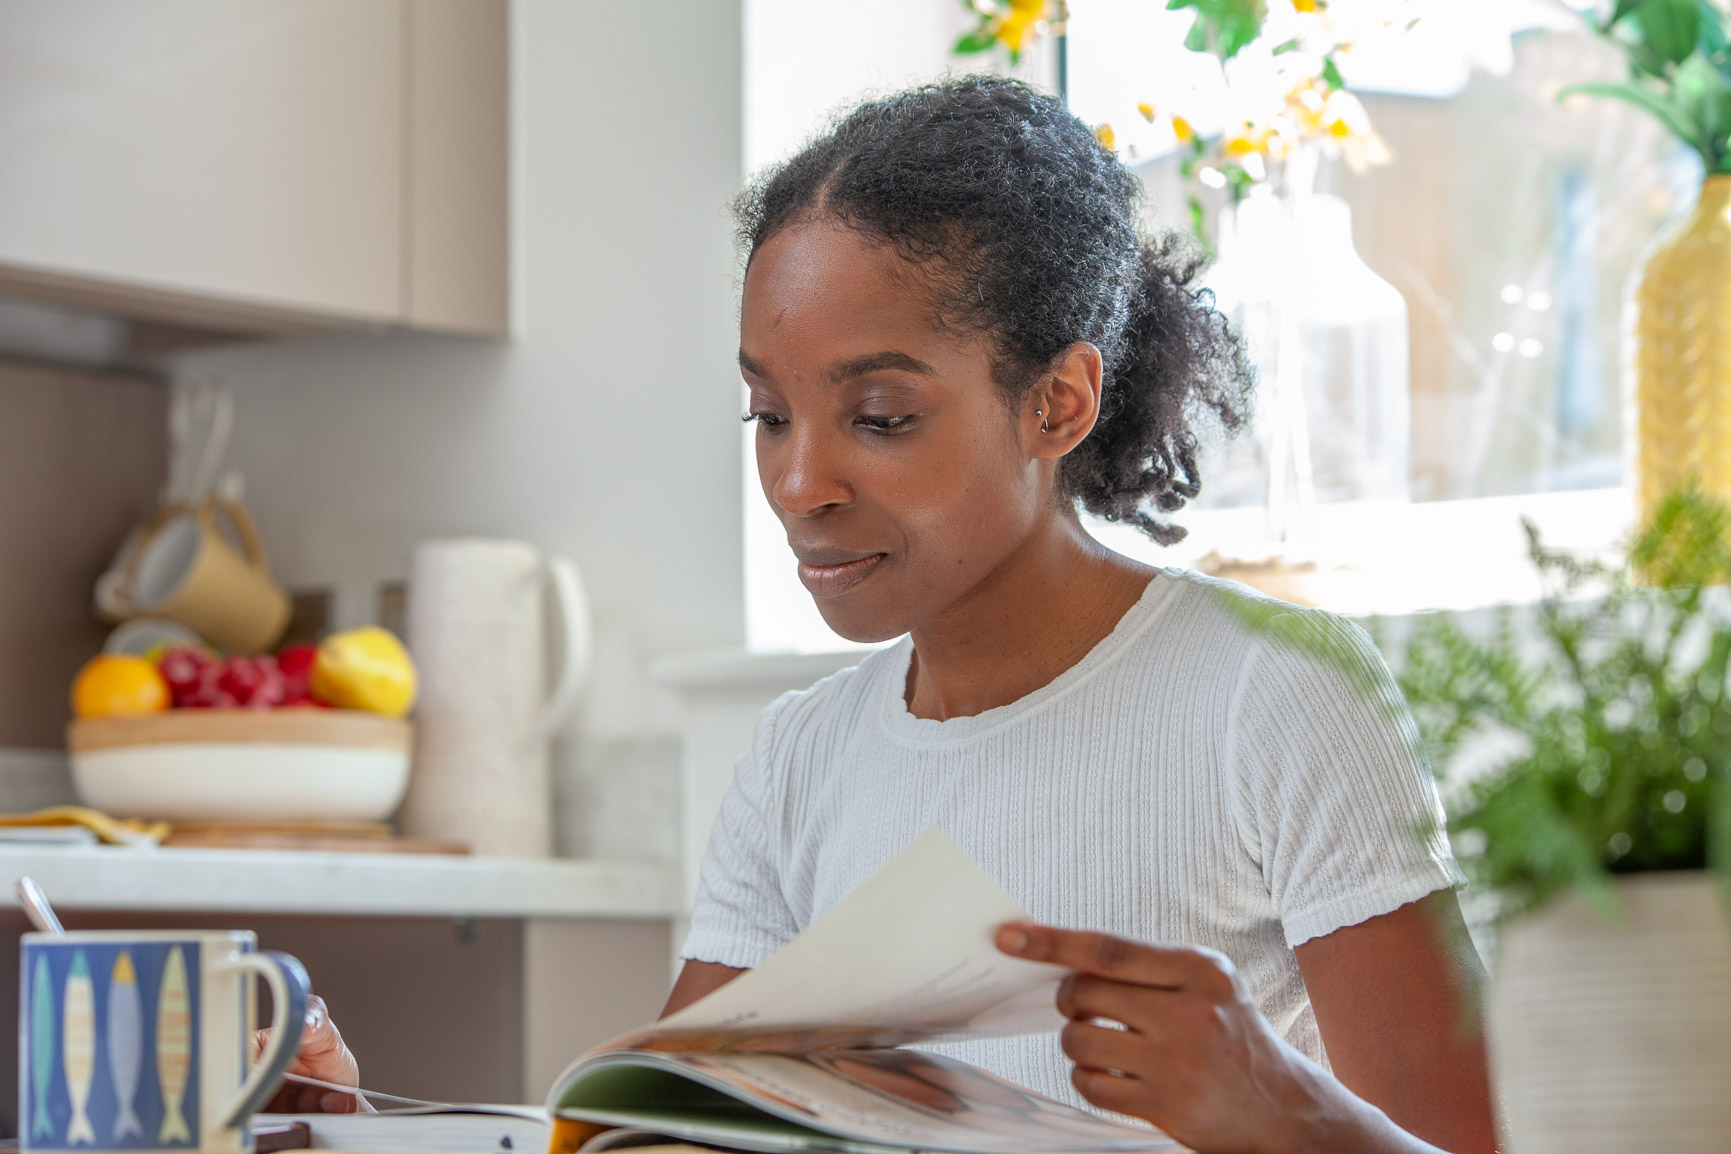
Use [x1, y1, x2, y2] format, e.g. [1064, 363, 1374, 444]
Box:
[744, 1, 1698, 654]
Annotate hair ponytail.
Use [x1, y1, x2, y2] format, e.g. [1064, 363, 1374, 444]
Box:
[1060, 235, 1252, 544]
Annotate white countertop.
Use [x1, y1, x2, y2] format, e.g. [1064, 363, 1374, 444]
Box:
[0, 844, 683, 919]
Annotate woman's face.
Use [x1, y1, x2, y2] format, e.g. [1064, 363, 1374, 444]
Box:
[739, 220, 1053, 643]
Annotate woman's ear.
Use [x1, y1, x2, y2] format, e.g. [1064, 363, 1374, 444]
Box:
[1028, 341, 1104, 459]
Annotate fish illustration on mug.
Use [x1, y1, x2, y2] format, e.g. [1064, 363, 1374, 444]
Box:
[157, 946, 193, 1145]
[62, 951, 96, 1146]
[30, 953, 57, 1141]
[108, 951, 145, 1142]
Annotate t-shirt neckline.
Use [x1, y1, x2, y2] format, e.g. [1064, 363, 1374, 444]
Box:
[881, 569, 1180, 743]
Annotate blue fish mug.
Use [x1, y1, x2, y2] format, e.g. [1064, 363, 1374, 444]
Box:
[20, 931, 310, 1154]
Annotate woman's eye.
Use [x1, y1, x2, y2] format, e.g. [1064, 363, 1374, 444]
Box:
[858, 415, 912, 432]
[742, 412, 787, 429]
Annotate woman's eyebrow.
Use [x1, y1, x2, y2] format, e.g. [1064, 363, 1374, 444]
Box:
[736, 349, 937, 383]
[827, 350, 937, 383]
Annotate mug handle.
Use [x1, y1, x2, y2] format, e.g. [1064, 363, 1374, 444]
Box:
[219, 950, 311, 1128]
[535, 557, 593, 742]
[208, 498, 276, 578]
[116, 501, 190, 612]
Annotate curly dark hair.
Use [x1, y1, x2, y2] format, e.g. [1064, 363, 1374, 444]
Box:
[734, 75, 1253, 544]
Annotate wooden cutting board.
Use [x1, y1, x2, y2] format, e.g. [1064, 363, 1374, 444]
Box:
[164, 820, 467, 855]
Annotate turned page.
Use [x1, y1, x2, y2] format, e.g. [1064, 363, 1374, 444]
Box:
[627, 828, 1067, 1052]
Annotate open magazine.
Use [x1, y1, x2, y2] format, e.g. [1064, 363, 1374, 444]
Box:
[544, 829, 1184, 1154]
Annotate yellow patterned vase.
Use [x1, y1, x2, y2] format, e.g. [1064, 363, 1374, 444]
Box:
[1631, 174, 1731, 524]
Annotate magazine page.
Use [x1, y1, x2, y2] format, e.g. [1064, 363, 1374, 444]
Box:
[555, 1048, 1180, 1154]
[619, 828, 1068, 1053]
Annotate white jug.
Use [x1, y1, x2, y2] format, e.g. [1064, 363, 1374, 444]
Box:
[399, 538, 592, 856]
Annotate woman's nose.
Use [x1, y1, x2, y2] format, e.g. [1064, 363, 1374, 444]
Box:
[767, 426, 852, 517]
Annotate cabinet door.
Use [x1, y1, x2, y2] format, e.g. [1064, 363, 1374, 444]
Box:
[0, 0, 403, 324]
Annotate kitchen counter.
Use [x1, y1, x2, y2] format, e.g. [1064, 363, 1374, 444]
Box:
[0, 843, 682, 919]
[0, 844, 682, 1106]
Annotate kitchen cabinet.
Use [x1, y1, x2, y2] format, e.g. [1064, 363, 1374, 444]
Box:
[0, 0, 507, 338]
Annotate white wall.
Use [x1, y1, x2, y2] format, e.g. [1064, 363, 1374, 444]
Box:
[741, 0, 1056, 652]
[172, 0, 747, 858]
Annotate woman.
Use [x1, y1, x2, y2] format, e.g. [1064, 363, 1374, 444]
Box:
[286, 75, 1493, 1153]
[661, 76, 1496, 1154]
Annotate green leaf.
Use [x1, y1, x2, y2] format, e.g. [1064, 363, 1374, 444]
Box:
[1217, 13, 1261, 59]
[1697, 1, 1730, 54]
[1170, 0, 1266, 61]
[1560, 79, 1706, 154]
[1674, 52, 1731, 145]
[1223, 163, 1258, 196]
[1621, 39, 1675, 79]
[1186, 195, 1214, 255]
[1634, 0, 1705, 64]
[952, 27, 999, 55]
[1271, 37, 1300, 56]
[1322, 57, 1346, 90]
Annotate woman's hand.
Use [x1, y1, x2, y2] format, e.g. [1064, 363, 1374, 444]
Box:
[994, 924, 1443, 1154]
[252, 995, 363, 1114]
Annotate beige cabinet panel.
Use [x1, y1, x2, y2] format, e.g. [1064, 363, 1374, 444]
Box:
[408, 0, 510, 335]
[0, 360, 167, 748]
[0, 1, 403, 323]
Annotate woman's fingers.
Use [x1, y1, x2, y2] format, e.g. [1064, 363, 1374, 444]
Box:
[996, 923, 1235, 995]
[1057, 972, 1170, 1032]
[253, 996, 362, 1114]
[295, 997, 343, 1066]
[1070, 1066, 1155, 1117]
[1058, 1018, 1146, 1073]
[1000, 921, 1338, 1152]
[294, 998, 361, 1114]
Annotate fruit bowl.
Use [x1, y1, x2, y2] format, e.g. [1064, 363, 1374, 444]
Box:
[66, 710, 412, 823]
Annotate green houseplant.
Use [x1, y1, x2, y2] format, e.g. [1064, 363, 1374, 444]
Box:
[1397, 485, 1731, 917]
[1389, 485, 1731, 1152]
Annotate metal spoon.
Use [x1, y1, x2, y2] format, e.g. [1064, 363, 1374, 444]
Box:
[16, 876, 64, 936]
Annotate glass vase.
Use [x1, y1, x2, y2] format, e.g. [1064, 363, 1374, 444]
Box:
[1205, 176, 1412, 556]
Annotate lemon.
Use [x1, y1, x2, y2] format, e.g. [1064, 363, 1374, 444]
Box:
[72, 655, 171, 718]
[310, 627, 418, 716]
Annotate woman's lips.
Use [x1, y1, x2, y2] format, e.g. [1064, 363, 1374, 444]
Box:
[796, 552, 886, 598]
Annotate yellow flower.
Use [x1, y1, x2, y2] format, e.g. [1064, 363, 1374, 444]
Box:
[1093, 123, 1117, 151]
[1317, 90, 1392, 172]
[1293, 0, 1318, 11]
[1137, 101, 1156, 122]
[1172, 115, 1196, 143]
[1224, 131, 1266, 156]
[994, 0, 1047, 55]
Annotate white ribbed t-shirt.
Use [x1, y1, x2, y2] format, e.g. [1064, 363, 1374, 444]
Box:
[682, 568, 1462, 1108]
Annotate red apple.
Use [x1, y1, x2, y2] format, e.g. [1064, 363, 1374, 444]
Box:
[275, 644, 317, 706]
[178, 665, 239, 709]
[216, 655, 286, 709]
[156, 647, 215, 709]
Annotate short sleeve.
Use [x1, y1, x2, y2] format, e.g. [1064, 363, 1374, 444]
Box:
[679, 692, 803, 968]
[1225, 608, 1464, 948]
